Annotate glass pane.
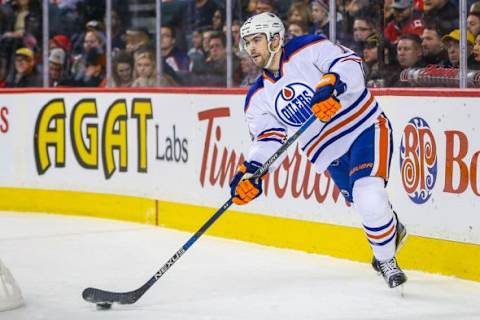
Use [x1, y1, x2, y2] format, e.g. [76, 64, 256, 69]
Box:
[45, 0, 106, 87]
[187, 2, 228, 87]
[1, 0, 44, 87]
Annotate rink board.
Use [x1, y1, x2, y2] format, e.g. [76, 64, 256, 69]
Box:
[0, 88, 479, 282]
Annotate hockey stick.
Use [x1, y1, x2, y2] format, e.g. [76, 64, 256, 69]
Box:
[82, 115, 318, 308]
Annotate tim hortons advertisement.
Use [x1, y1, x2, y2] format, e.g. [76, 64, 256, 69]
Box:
[0, 91, 478, 244]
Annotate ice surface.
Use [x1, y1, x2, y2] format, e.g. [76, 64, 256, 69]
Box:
[0, 211, 479, 320]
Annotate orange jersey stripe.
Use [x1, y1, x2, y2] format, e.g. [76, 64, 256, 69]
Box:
[306, 94, 375, 158]
[257, 132, 286, 140]
[375, 114, 389, 180]
[366, 224, 395, 240]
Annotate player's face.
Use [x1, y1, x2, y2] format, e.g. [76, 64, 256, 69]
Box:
[243, 34, 270, 68]
[421, 29, 444, 56]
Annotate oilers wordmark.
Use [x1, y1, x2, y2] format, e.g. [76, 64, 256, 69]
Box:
[275, 83, 314, 127]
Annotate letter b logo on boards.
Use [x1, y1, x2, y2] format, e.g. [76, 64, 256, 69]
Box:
[399, 117, 438, 204]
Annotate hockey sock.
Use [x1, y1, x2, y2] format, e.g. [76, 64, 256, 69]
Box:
[352, 177, 396, 262]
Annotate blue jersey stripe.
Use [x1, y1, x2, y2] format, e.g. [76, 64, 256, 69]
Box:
[363, 217, 394, 232]
[257, 127, 286, 136]
[328, 52, 359, 71]
[310, 103, 378, 163]
[302, 89, 369, 151]
[258, 137, 284, 144]
[368, 230, 397, 246]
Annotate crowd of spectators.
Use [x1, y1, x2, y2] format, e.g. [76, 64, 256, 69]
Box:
[0, 0, 479, 88]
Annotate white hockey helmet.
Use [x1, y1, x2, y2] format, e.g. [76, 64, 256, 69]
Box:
[240, 12, 285, 68]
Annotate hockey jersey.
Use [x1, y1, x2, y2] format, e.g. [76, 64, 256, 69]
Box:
[243, 34, 382, 174]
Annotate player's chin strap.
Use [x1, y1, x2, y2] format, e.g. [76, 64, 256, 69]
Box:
[264, 37, 283, 69]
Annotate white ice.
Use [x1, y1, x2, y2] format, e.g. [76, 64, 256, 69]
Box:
[0, 211, 479, 320]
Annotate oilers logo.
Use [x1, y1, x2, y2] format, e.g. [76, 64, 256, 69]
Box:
[274, 83, 314, 127]
[399, 117, 438, 204]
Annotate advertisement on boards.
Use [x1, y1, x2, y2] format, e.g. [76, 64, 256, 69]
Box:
[0, 91, 478, 244]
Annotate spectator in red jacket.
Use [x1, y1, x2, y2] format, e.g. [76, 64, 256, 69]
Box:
[384, 0, 425, 44]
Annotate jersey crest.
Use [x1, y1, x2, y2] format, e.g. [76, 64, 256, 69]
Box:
[274, 82, 314, 127]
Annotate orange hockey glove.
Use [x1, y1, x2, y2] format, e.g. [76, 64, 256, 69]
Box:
[310, 73, 346, 123]
[229, 161, 263, 205]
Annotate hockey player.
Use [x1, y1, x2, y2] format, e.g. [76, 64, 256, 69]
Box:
[229, 12, 407, 288]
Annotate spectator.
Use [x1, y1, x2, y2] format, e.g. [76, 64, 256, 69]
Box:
[201, 28, 215, 59]
[311, 0, 329, 36]
[423, 0, 458, 33]
[191, 32, 237, 86]
[71, 30, 104, 82]
[223, 20, 242, 56]
[211, 9, 224, 32]
[188, 29, 205, 71]
[0, 0, 40, 78]
[6, 47, 41, 87]
[345, 0, 371, 18]
[49, 34, 71, 53]
[421, 19, 449, 66]
[467, 2, 480, 36]
[255, 0, 275, 14]
[160, 25, 189, 75]
[287, 2, 312, 27]
[363, 33, 400, 87]
[107, 10, 126, 52]
[70, 20, 105, 56]
[63, 47, 106, 87]
[287, 22, 309, 40]
[49, 34, 72, 77]
[351, 15, 376, 54]
[48, 48, 66, 87]
[238, 51, 260, 87]
[441, 29, 476, 68]
[125, 27, 151, 55]
[112, 51, 133, 87]
[2, 0, 39, 40]
[384, 0, 425, 45]
[131, 50, 156, 87]
[472, 33, 480, 68]
[397, 33, 425, 69]
[189, 0, 221, 30]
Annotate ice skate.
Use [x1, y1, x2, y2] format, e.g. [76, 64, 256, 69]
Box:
[374, 257, 407, 288]
[371, 212, 407, 273]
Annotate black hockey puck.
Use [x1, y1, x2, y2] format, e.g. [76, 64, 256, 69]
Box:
[96, 302, 112, 310]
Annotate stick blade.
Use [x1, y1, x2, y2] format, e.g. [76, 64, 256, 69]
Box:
[82, 287, 139, 305]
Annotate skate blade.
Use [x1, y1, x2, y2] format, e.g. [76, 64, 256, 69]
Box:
[394, 283, 406, 298]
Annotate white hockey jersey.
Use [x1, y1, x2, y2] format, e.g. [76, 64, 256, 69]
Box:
[244, 34, 382, 174]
